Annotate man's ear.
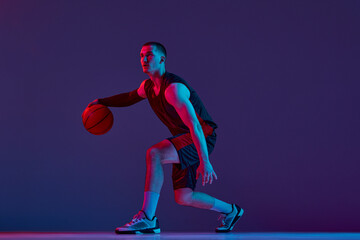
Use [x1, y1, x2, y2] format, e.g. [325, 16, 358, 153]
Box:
[160, 56, 166, 63]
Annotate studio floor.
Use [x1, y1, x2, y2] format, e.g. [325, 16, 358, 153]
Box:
[0, 232, 359, 240]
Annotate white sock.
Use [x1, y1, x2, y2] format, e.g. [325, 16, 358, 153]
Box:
[210, 199, 233, 214]
[141, 191, 160, 220]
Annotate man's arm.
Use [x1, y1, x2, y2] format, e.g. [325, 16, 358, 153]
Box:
[165, 83, 217, 186]
[90, 80, 147, 108]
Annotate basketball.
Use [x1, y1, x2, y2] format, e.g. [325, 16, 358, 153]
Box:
[82, 104, 113, 135]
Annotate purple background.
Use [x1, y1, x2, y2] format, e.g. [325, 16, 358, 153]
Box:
[1, 0, 359, 232]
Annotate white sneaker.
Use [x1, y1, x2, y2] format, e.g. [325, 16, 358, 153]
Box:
[215, 204, 244, 232]
[115, 210, 160, 234]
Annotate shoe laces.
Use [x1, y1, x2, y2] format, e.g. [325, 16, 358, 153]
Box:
[127, 211, 144, 225]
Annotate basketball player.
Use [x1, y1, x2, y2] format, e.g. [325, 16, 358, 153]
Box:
[87, 42, 244, 234]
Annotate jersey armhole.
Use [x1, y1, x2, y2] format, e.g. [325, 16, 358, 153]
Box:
[138, 79, 150, 98]
[164, 82, 192, 108]
[165, 82, 191, 97]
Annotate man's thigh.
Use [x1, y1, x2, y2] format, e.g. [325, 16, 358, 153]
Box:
[149, 139, 180, 164]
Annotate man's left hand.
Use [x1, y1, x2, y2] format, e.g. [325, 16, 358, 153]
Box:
[196, 161, 218, 186]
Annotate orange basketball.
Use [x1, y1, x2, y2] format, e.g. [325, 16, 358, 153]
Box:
[82, 104, 113, 135]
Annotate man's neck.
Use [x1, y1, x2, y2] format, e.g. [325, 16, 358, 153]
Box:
[148, 68, 166, 88]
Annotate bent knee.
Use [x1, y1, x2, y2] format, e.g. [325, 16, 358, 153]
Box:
[146, 147, 160, 159]
[174, 190, 193, 206]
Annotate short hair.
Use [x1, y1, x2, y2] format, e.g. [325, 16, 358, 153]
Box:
[142, 42, 167, 58]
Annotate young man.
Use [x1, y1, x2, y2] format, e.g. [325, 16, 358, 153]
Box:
[87, 42, 244, 234]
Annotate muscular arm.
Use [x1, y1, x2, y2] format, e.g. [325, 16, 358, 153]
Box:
[165, 83, 209, 163]
[98, 80, 147, 107]
[165, 83, 217, 186]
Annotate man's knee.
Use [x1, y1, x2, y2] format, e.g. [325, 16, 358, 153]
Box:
[174, 189, 193, 206]
[146, 147, 161, 164]
[146, 140, 179, 165]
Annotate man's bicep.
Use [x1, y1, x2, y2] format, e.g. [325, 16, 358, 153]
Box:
[176, 100, 200, 128]
[137, 79, 148, 99]
[166, 84, 199, 128]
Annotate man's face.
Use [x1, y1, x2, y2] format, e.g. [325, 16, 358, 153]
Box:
[140, 45, 163, 74]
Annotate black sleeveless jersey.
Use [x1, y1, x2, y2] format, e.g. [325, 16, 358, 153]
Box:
[144, 71, 217, 136]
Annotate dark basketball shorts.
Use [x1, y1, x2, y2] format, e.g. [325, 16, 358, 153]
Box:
[167, 125, 217, 191]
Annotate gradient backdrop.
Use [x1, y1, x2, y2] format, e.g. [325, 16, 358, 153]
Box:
[1, 0, 359, 232]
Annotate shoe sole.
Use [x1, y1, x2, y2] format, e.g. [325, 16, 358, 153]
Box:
[115, 227, 160, 234]
[215, 206, 244, 233]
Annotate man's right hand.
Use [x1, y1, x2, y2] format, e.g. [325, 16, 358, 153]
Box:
[87, 99, 100, 108]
